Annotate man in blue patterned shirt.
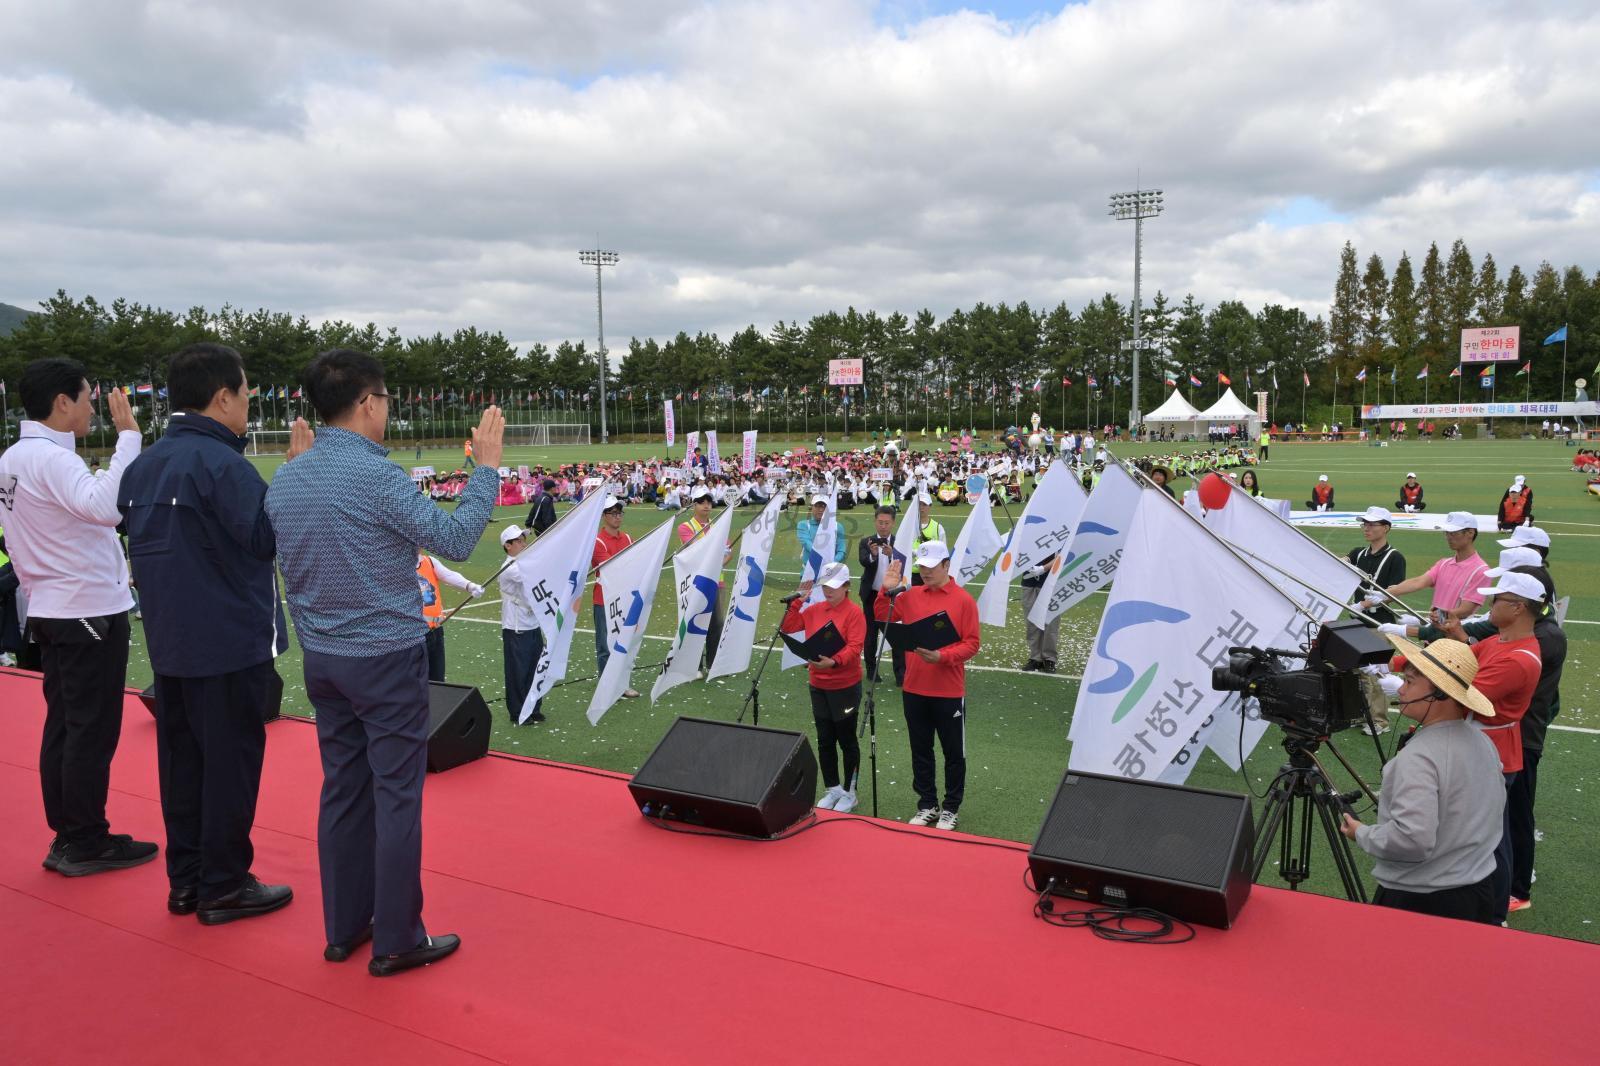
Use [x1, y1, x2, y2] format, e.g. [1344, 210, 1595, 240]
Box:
[265, 349, 503, 977]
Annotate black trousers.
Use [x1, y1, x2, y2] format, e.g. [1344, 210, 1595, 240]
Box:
[424, 625, 446, 682]
[1509, 749, 1541, 899]
[502, 627, 543, 723]
[861, 600, 885, 680]
[810, 683, 862, 790]
[700, 587, 725, 671]
[1373, 872, 1497, 925]
[303, 642, 431, 957]
[903, 691, 966, 813]
[33, 612, 131, 848]
[153, 662, 275, 898]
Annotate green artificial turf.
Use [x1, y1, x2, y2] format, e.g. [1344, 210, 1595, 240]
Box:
[122, 435, 1599, 941]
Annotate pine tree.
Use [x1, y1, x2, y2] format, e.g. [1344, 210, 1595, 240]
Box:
[1330, 241, 1361, 364]
[1418, 242, 1448, 359]
[1387, 252, 1419, 381]
[1445, 238, 1476, 339]
[1475, 252, 1505, 325]
[1358, 253, 1388, 366]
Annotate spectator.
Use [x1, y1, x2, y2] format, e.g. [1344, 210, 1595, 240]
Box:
[1396, 472, 1426, 512]
[1496, 475, 1534, 531]
[1383, 512, 1489, 623]
[1306, 474, 1334, 511]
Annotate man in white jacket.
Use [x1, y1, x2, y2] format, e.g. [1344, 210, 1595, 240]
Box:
[0, 360, 157, 876]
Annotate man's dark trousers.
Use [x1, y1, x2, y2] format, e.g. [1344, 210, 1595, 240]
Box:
[33, 612, 131, 850]
[503, 627, 542, 723]
[1509, 750, 1541, 900]
[303, 642, 431, 957]
[902, 691, 966, 813]
[153, 661, 275, 898]
[424, 625, 446, 682]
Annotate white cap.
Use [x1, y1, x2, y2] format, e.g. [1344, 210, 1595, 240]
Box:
[1359, 506, 1392, 525]
[690, 484, 710, 500]
[602, 494, 623, 510]
[1498, 526, 1550, 549]
[811, 494, 828, 506]
[1513, 474, 1526, 485]
[1486, 546, 1541, 575]
[1440, 511, 1478, 532]
[1405, 472, 1418, 479]
[818, 561, 851, 588]
[917, 491, 933, 505]
[1317, 474, 1329, 482]
[914, 541, 950, 567]
[1476, 571, 1548, 603]
[500, 524, 528, 545]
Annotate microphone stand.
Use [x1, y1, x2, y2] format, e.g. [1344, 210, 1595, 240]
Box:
[858, 581, 905, 819]
[737, 606, 794, 726]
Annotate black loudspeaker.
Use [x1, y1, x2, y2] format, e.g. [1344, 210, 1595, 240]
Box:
[426, 682, 492, 773]
[629, 717, 819, 838]
[138, 669, 283, 723]
[1029, 771, 1255, 929]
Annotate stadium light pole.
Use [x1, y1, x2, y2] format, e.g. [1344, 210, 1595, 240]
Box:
[579, 247, 620, 443]
[1109, 188, 1163, 437]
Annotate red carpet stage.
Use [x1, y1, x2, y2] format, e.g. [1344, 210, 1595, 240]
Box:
[3, 668, 1596, 1065]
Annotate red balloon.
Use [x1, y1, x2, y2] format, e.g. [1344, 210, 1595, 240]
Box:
[1198, 472, 1232, 510]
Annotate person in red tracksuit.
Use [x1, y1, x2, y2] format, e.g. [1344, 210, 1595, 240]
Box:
[781, 561, 867, 813]
[876, 541, 981, 831]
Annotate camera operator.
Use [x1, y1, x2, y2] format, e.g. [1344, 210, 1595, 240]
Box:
[1340, 638, 1504, 924]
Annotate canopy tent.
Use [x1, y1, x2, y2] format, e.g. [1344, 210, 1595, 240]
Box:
[1141, 390, 1205, 437]
[1197, 389, 1260, 430]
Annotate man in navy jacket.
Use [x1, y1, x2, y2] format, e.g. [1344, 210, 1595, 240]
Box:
[120, 344, 300, 925]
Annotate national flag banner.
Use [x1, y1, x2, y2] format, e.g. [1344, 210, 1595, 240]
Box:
[89, 383, 99, 400]
[136, 383, 154, 395]
[1390, 367, 1397, 383]
[652, 505, 736, 701]
[1479, 364, 1495, 378]
[1515, 361, 1530, 376]
[782, 488, 838, 670]
[515, 490, 610, 723]
[1062, 376, 1073, 387]
[949, 497, 1005, 587]
[876, 495, 921, 592]
[664, 399, 676, 447]
[1066, 491, 1302, 782]
[741, 430, 758, 473]
[1031, 378, 1042, 393]
[1189, 373, 1204, 387]
[1272, 370, 1279, 391]
[976, 460, 1087, 627]
[1449, 365, 1462, 378]
[1164, 375, 1177, 387]
[1031, 462, 1141, 632]
[1087, 374, 1099, 389]
[1354, 367, 1367, 383]
[587, 518, 676, 724]
[1218, 372, 1232, 386]
[705, 429, 723, 474]
[1416, 365, 1429, 379]
[1545, 325, 1567, 345]
[707, 495, 785, 682]
[1302, 370, 1311, 387]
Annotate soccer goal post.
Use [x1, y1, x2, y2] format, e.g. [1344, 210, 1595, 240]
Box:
[502, 423, 591, 446]
[247, 430, 294, 455]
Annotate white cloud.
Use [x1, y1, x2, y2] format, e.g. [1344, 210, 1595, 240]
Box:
[1, 0, 1597, 351]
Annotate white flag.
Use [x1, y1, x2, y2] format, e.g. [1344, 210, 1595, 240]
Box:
[875, 495, 920, 591]
[948, 497, 1004, 587]
[976, 460, 1086, 626]
[708, 496, 784, 680]
[651, 506, 735, 702]
[705, 430, 722, 474]
[664, 399, 676, 447]
[686, 429, 700, 462]
[1066, 491, 1302, 781]
[782, 487, 837, 670]
[741, 430, 758, 474]
[587, 518, 675, 724]
[515, 489, 609, 723]
[1028, 463, 1141, 627]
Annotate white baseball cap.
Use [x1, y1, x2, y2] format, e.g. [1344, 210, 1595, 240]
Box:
[1498, 526, 1550, 550]
[917, 491, 933, 505]
[1486, 546, 1541, 576]
[810, 494, 828, 506]
[1439, 511, 1478, 532]
[1405, 472, 1418, 479]
[1317, 474, 1329, 482]
[500, 524, 528, 545]
[690, 484, 710, 500]
[914, 541, 950, 567]
[1476, 571, 1549, 604]
[1359, 506, 1393, 525]
[818, 561, 851, 588]
[602, 494, 623, 511]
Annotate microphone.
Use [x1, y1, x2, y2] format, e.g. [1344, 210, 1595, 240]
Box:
[884, 585, 909, 598]
[780, 591, 806, 605]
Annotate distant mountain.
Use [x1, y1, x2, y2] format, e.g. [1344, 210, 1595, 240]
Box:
[0, 302, 32, 336]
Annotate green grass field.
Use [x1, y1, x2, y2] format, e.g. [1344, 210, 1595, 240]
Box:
[127, 435, 1600, 941]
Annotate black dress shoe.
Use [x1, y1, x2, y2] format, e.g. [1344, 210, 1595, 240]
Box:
[369, 933, 461, 977]
[197, 875, 293, 925]
[168, 886, 199, 915]
[55, 834, 159, 877]
[325, 922, 375, 962]
[1020, 659, 1040, 672]
[1039, 661, 1057, 674]
[42, 837, 65, 871]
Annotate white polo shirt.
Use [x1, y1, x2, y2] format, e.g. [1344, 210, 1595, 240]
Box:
[0, 421, 140, 618]
[499, 553, 539, 632]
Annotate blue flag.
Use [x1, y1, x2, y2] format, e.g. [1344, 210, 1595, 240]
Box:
[1545, 325, 1567, 345]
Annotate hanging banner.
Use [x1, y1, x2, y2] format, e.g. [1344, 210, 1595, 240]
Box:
[587, 519, 675, 724]
[1459, 326, 1521, 363]
[652, 507, 736, 702]
[827, 358, 864, 385]
[513, 490, 610, 723]
[742, 430, 758, 474]
[685, 430, 700, 462]
[664, 399, 676, 447]
[1361, 401, 1598, 419]
[706, 430, 723, 475]
[707, 495, 785, 680]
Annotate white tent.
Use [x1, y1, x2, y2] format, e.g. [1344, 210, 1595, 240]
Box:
[1142, 390, 1205, 437]
[1197, 388, 1259, 428]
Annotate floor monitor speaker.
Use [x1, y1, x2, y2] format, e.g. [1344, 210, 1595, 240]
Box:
[426, 682, 492, 773]
[629, 717, 818, 837]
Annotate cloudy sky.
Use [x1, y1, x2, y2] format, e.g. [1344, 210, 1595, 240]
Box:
[2, 0, 1597, 351]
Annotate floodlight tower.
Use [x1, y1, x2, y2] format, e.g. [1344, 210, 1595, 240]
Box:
[579, 247, 620, 443]
[1109, 188, 1163, 435]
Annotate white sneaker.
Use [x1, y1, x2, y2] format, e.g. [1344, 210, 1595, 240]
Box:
[908, 808, 938, 827]
[0, 653, 15, 667]
[816, 785, 844, 811]
[935, 810, 959, 831]
[833, 789, 858, 814]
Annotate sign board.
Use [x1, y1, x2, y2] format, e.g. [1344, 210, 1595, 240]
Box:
[1361, 401, 1599, 420]
[661, 466, 686, 480]
[869, 466, 893, 481]
[517, 464, 530, 479]
[583, 477, 603, 489]
[410, 466, 435, 480]
[827, 358, 864, 385]
[1460, 326, 1521, 363]
[1119, 338, 1157, 350]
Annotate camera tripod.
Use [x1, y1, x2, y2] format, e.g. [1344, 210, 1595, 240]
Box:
[1251, 734, 1371, 902]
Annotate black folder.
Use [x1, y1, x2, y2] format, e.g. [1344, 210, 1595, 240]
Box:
[781, 620, 847, 662]
[883, 610, 959, 653]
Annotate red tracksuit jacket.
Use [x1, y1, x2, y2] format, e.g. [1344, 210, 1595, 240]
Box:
[873, 579, 981, 697]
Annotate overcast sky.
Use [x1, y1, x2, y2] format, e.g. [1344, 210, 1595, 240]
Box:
[2, 0, 1597, 352]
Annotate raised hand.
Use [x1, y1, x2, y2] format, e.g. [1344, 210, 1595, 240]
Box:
[473, 405, 505, 470]
[285, 417, 315, 461]
[107, 387, 139, 435]
[796, 579, 814, 597]
[884, 559, 904, 589]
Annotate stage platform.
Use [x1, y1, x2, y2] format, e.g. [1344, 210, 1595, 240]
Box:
[2, 667, 1595, 1065]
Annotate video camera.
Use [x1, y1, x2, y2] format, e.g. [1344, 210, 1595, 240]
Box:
[1210, 619, 1393, 739]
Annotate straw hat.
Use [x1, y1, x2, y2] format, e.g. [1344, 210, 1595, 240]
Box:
[1383, 636, 1495, 717]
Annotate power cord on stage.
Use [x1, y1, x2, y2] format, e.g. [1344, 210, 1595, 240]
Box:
[643, 807, 1031, 854]
[1023, 870, 1195, 945]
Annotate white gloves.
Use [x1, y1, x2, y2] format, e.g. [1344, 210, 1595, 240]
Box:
[468, 583, 485, 598]
[1360, 597, 1382, 610]
[1398, 614, 1422, 628]
[1377, 622, 1409, 636]
[1378, 674, 1404, 697]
